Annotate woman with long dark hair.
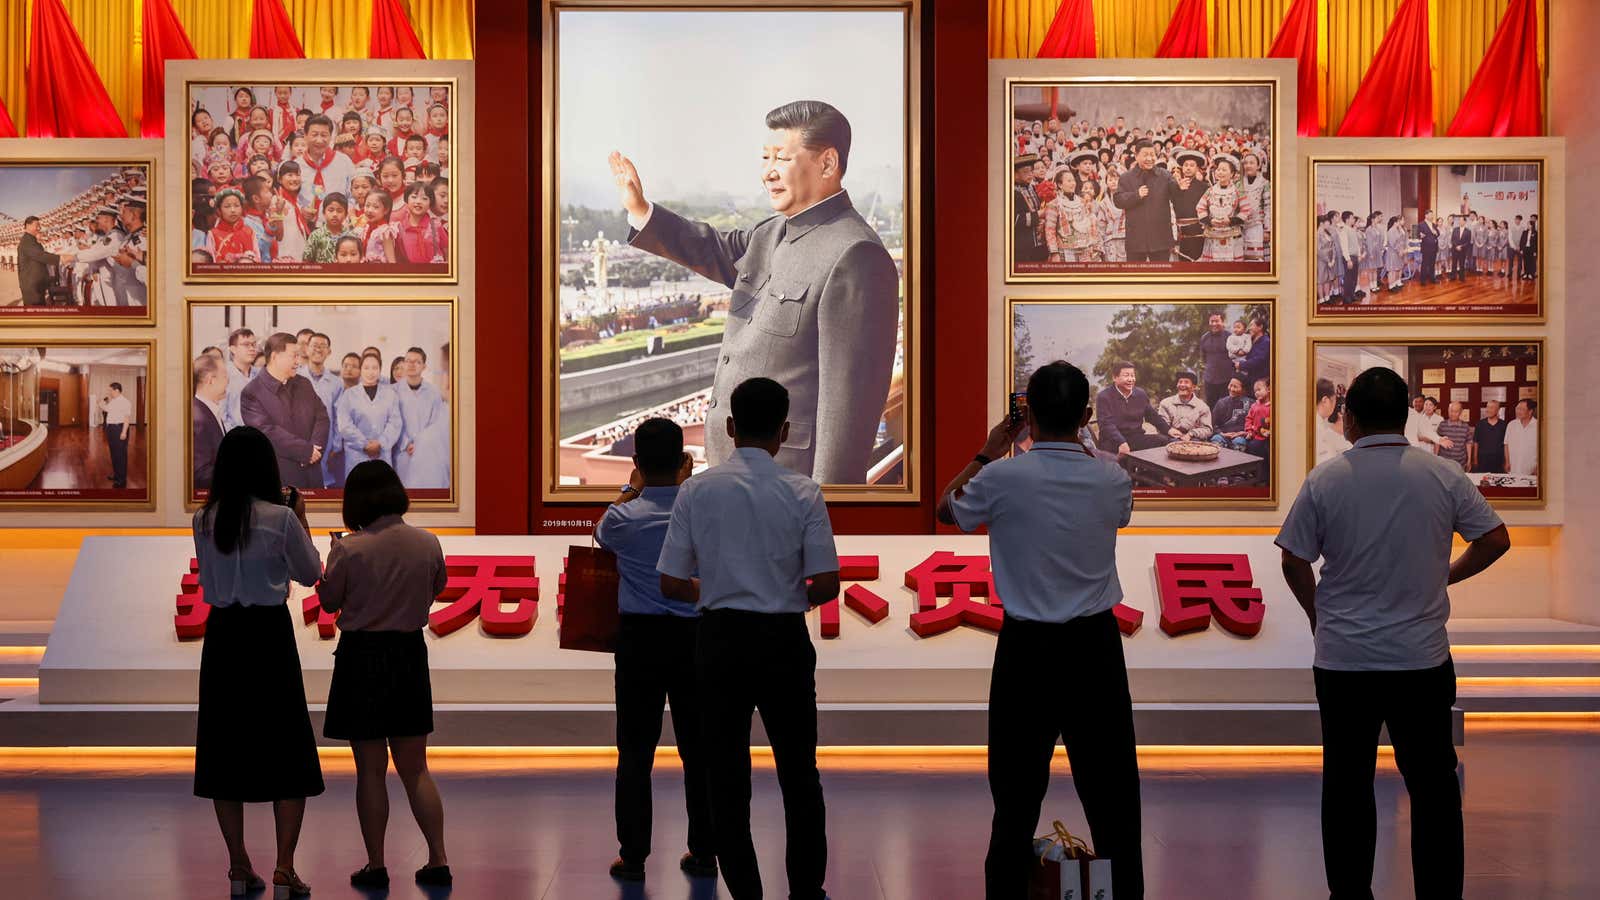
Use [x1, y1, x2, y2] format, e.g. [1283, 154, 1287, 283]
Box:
[191, 426, 323, 898]
[318, 460, 451, 888]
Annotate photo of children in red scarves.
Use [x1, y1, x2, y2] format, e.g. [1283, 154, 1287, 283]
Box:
[186, 83, 452, 277]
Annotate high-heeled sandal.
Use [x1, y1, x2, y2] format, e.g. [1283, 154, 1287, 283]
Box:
[272, 866, 311, 898]
[229, 866, 266, 896]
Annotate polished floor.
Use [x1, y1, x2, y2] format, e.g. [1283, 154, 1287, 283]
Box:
[1323, 271, 1539, 307]
[0, 723, 1594, 899]
[35, 424, 147, 492]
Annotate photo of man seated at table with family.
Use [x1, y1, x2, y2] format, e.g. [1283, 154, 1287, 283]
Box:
[1010, 300, 1272, 501]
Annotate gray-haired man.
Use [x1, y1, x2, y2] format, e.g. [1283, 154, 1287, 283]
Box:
[609, 100, 900, 484]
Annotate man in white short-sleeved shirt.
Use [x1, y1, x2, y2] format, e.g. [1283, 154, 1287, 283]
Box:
[1505, 399, 1539, 476]
[657, 377, 839, 900]
[1277, 365, 1510, 900]
[98, 382, 135, 488]
[937, 361, 1144, 900]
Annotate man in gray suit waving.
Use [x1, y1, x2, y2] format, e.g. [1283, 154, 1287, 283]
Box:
[609, 100, 900, 484]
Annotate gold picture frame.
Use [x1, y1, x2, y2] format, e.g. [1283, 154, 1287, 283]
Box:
[1306, 338, 1546, 508]
[0, 338, 158, 511]
[1002, 74, 1282, 284]
[539, 0, 922, 503]
[0, 155, 159, 326]
[1305, 153, 1547, 324]
[183, 297, 460, 511]
[1004, 296, 1278, 510]
[181, 76, 460, 284]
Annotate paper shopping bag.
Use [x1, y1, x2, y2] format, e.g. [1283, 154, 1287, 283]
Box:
[1085, 858, 1114, 899]
[559, 544, 620, 652]
[1028, 821, 1094, 900]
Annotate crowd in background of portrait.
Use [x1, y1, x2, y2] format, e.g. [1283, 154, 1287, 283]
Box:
[189, 302, 453, 503]
[1008, 80, 1275, 279]
[0, 164, 152, 318]
[186, 84, 452, 277]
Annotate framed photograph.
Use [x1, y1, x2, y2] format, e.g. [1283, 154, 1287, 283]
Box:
[1309, 155, 1546, 322]
[1309, 340, 1544, 506]
[185, 298, 457, 508]
[0, 341, 155, 509]
[1004, 75, 1279, 282]
[542, 2, 918, 501]
[183, 79, 456, 281]
[1006, 298, 1276, 507]
[0, 158, 157, 325]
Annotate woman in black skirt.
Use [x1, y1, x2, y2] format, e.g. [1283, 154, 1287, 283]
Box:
[191, 426, 324, 898]
[318, 460, 452, 889]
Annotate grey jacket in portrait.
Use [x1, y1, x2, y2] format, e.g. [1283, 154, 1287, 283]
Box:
[628, 191, 899, 484]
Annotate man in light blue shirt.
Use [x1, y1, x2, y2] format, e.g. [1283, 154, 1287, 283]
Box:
[296, 332, 343, 488]
[1277, 365, 1509, 900]
[658, 377, 840, 900]
[938, 360, 1143, 900]
[222, 328, 258, 432]
[593, 418, 714, 884]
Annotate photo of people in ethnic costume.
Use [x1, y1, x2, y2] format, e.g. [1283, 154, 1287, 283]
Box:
[0, 163, 152, 319]
[1312, 161, 1543, 319]
[185, 82, 452, 278]
[188, 301, 454, 505]
[1009, 300, 1274, 502]
[1312, 342, 1542, 503]
[1008, 79, 1275, 279]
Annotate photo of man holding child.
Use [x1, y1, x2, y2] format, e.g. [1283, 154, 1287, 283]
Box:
[185, 82, 452, 278]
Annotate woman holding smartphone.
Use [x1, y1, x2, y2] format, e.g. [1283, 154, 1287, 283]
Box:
[191, 426, 323, 898]
[318, 460, 451, 889]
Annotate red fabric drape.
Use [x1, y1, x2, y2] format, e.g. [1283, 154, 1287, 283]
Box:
[371, 0, 428, 59]
[1267, 0, 1320, 136]
[141, 0, 198, 138]
[250, 0, 306, 59]
[1036, 0, 1096, 58]
[1156, 0, 1209, 58]
[25, 0, 127, 137]
[1447, 0, 1542, 136]
[0, 96, 17, 138]
[1336, 0, 1433, 136]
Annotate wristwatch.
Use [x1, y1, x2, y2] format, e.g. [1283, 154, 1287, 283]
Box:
[619, 484, 640, 497]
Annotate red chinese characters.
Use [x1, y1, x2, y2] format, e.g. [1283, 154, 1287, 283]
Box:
[905, 551, 1004, 637]
[174, 558, 208, 640]
[428, 555, 539, 637]
[1153, 553, 1265, 637]
[814, 556, 890, 639]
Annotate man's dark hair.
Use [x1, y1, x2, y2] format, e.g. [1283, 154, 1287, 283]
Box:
[633, 418, 685, 478]
[295, 328, 315, 340]
[263, 332, 297, 362]
[766, 100, 852, 175]
[1175, 371, 1197, 386]
[342, 460, 410, 531]
[1345, 366, 1410, 431]
[227, 327, 254, 347]
[310, 332, 330, 345]
[730, 377, 789, 441]
[23, 215, 39, 227]
[305, 113, 335, 135]
[406, 346, 427, 363]
[1516, 398, 1536, 413]
[1112, 360, 1135, 377]
[1316, 377, 1337, 403]
[1026, 361, 1090, 435]
[341, 352, 361, 365]
[1132, 138, 1154, 152]
[109, 382, 123, 393]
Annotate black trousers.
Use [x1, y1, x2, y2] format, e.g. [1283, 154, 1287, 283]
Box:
[1523, 245, 1538, 277]
[1420, 245, 1437, 284]
[984, 611, 1143, 899]
[1203, 382, 1229, 409]
[696, 609, 825, 900]
[1343, 255, 1361, 300]
[614, 613, 713, 865]
[1450, 250, 1467, 280]
[1314, 659, 1461, 900]
[1126, 249, 1170, 263]
[103, 424, 128, 486]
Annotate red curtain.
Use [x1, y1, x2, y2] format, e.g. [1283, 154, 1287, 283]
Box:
[26, 0, 127, 137]
[141, 0, 198, 138]
[371, 0, 428, 59]
[1156, 0, 1209, 58]
[1267, 0, 1320, 136]
[1037, 0, 1096, 58]
[250, 0, 306, 59]
[1447, 0, 1542, 136]
[0, 96, 16, 138]
[1336, 0, 1433, 136]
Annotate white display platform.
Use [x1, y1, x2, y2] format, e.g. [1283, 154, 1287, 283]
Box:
[0, 533, 1491, 746]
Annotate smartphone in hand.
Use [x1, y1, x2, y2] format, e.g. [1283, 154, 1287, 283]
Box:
[279, 485, 300, 508]
[1008, 391, 1028, 424]
[328, 530, 348, 542]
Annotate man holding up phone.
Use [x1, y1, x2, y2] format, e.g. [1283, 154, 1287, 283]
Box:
[938, 361, 1143, 899]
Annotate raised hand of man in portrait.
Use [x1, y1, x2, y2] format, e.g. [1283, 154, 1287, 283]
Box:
[608, 151, 649, 220]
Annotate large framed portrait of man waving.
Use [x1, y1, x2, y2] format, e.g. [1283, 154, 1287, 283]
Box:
[543, 1, 918, 501]
[1003, 71, 1281, 283]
